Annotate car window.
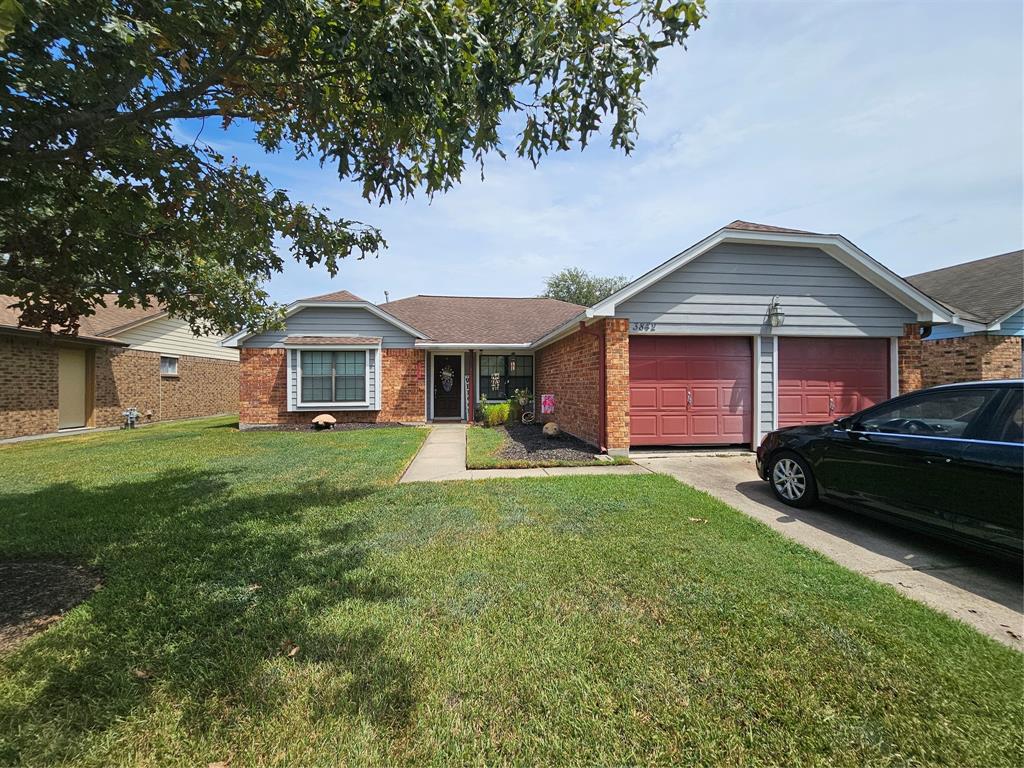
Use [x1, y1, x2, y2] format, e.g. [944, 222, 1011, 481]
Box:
[987, 388, 1023, 444]
[856, 389, 996, 438]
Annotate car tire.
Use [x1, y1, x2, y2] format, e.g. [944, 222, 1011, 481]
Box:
[768, 451, 819, 508]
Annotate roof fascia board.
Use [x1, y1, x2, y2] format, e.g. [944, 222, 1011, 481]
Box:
[530, 314, 594, 350]
[0, 324, 128, 347]
[986, 302, 1024, 330]
[221, 299, 428, 348]
[415, 342, 534, 349]
[588, 228, 953, 324]
[102, 309, 170, 337]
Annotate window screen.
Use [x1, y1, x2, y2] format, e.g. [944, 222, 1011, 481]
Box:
[478, 355, 532, 400]
[301, 350, 367, 403]
[160, 356, 178, 376]
[334, 351, 366, 402]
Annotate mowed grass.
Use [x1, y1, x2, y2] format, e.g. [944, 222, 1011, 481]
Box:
[0, 417, 1021, 767]
[465, 424, 629, 468]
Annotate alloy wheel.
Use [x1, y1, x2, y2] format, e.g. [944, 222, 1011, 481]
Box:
[772, 458, 807, 502]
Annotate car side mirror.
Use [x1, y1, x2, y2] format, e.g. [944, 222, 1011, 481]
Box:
[833, 417, 850, 429]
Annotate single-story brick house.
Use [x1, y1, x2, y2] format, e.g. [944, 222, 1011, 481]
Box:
[226, 220, 975, 455]
[902, 249, 1023, 386]
[1, 296, 239, 440]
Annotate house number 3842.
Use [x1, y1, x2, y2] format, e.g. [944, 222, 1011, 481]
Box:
[630, 321, 656, 332]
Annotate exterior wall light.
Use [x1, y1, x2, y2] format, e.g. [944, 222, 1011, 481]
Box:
[767, 296, 785, 328]
[509, 353, 517, 373]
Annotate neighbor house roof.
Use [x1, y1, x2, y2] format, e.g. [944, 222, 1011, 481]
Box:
[380, 295, 586, 345]
[906, 250, 1024, 325]
[0, 294, 166, 341]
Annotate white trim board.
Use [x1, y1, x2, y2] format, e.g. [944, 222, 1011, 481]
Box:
[587, 226, 953, 324]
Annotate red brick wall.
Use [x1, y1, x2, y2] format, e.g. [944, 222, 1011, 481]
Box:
[0, 334, 60, 438]
[535, 323, 601, 447]
[1, 334, 239, 439]
[899, 325, 1022, 392]
[239, 346, 426, 428]
[604, 319, 630, 453]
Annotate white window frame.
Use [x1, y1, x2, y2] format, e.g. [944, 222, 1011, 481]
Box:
[159, 355, 179, 377]
[294, 347, 374, 409]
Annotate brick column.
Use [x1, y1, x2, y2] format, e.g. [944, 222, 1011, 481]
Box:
[897, 323, 923, 394]
[239, 348, 287, 427]
[604, 318, 631, 455]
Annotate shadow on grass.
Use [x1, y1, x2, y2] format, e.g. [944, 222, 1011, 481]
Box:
[0, 469, 415, 762]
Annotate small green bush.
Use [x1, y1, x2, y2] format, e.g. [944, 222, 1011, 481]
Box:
[482, 402, 510, 426]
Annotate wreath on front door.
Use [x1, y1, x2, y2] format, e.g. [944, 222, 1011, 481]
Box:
[439, 365, 455, 393]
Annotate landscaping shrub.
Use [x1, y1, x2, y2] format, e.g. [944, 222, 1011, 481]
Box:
[482, 402, 510, 426]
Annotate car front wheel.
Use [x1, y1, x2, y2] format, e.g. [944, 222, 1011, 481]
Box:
[769, 452, 819, 508]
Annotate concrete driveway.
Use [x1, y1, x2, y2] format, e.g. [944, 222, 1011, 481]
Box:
[633, 450, 1024, 650]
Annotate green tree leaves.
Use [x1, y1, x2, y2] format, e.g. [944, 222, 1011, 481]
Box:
[541, 267, 630, 307]
[0, 1, 705, 334]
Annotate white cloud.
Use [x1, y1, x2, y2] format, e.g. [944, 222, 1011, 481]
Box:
[225, 0, 1023, 304]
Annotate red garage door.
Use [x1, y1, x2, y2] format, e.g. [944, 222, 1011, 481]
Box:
[629, 336, 752, 446]
[777, 338, 890, 427]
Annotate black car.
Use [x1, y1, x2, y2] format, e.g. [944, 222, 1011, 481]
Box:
[756, 380, 1023, 559]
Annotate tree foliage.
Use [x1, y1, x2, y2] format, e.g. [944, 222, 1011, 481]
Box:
[541, 267, 629, 307]
[0, 0, 705, 334]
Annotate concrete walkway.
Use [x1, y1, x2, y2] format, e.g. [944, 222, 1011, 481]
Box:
[399, 424, 652, 483]
[634, 450, 1024, 650]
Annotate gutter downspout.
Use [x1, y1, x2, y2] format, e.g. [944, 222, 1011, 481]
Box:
[578, 320, 607, 454]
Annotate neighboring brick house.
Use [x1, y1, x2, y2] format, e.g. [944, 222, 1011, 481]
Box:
[901, 250, 1024, 388]
[1, 296, 239, 440]
[228, 221, 961, 455]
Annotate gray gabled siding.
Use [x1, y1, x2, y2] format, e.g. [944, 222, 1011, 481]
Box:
[244, 307, 416, 348]
[616, 243, 916, 337]
[287, 347, 379, 411]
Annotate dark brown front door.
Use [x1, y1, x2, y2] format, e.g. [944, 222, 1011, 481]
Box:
[433, 355, 462, 419]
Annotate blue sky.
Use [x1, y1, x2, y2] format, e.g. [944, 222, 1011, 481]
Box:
[202, 0, 1023, 305]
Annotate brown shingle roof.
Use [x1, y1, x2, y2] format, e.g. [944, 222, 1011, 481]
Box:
[302, 289, 367, 302]
[380, 295, 585, 344]
[907, 250, 1024, 324]
[0, 295, 166, 338]
[724, 220, 823, 236]
[283, 335, 382, 345]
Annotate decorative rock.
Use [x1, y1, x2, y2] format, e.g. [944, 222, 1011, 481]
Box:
[312, 413, 337, 430]
[542, 421, 560, 438]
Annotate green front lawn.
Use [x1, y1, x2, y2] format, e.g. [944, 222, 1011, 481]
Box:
[0, 417, 1020, 766]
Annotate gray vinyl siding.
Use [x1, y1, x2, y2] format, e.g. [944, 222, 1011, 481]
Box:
[616, 243, 916, 337]
[288, 348, 378, 411]
[759, 336, 775, 434]
[244, 306, 416, 348]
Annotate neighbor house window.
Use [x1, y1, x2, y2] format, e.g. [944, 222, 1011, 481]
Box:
[478, 354, 533, 400]
[160, 356, 178, 376]
[300, 350, 367, 404]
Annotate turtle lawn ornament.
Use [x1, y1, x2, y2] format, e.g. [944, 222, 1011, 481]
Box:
[312, 413, 337, 431]
[542, 422, 560, 438]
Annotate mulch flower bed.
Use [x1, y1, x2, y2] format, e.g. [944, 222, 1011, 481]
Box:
[491, 422, 601, 463]
[0, 560, 103, 653]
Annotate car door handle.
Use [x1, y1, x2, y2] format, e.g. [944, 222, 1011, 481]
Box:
[922, 455, 952, 465]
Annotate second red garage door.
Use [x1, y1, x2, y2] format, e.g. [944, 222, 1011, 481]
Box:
[777, 337, 890, 427]
[629, 336, 752, 446]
